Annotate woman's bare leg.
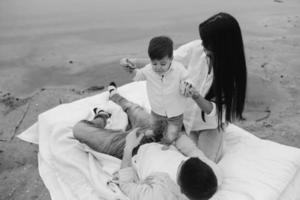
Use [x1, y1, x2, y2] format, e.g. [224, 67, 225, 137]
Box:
[197, 129, 224, 163]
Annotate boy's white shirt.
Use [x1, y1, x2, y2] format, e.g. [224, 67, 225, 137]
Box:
[173, 40, 218, 133]
[133, 60, 188, 118]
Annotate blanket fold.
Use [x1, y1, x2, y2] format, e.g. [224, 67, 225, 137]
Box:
[18, 81, 300, 200]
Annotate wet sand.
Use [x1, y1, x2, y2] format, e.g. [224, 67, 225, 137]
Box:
[0, 0, 300, 199]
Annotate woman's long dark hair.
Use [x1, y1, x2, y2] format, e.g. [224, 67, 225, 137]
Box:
[199, 12, 247, 129]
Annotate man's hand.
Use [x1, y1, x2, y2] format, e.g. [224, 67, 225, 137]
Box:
[125, 128, 144, 151]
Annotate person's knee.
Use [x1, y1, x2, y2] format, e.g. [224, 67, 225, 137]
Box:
[128, 106, 152, 128]
[127, 104, 145, 117]
[165, 124, 180, 143]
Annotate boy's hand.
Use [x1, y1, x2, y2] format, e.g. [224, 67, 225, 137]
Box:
[120, 58, 136, 73]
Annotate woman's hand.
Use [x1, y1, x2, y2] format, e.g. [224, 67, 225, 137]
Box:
[124, 128, 144, 151]
[181, 81, 214, 114]
[180, 81, 199, 98]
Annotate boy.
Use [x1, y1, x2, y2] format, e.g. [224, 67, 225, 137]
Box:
[119, 36, 188, 146]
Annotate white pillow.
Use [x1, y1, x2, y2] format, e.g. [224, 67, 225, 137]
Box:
[212, 124, 300, 200]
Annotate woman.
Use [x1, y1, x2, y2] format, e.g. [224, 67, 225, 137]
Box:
[121, 12, 247, 162]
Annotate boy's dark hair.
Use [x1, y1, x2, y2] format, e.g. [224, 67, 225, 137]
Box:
[148, 36, 173, 60]
[178, 157, 218, 200]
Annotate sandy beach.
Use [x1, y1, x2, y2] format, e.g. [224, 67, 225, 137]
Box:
[0, 0, 300, 199]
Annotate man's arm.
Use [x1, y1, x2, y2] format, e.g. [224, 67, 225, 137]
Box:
[118, 130, 185, 200]
[119, 169, 183, 200]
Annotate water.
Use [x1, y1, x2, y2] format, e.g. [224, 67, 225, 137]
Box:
[0, 0, 294, 95]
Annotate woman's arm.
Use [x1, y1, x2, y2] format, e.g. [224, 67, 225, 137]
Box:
[175, 40, 215, 114]
[173, 40, 202, 68]
[191, 90, 214, 115]
[182, 82, 215, 115]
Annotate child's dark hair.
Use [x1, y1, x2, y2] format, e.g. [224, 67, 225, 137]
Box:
[178, 157, 218, 200]
[199, 12, 247, 129]
[148, 36, 173, 60]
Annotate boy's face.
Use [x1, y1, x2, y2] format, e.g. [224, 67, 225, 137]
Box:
[151, 56, 172, 75]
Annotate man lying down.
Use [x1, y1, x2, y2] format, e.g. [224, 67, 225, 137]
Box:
[73, 83, 223, 200]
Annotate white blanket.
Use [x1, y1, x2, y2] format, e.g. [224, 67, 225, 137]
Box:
[18, 81, 300, 200]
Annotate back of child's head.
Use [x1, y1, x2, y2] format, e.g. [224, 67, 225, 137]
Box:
[148, 36, 173, 60]
[178, 157, 218, 200]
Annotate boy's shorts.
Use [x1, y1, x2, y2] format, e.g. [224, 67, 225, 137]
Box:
[151, 111, 183, 141]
